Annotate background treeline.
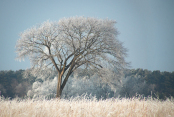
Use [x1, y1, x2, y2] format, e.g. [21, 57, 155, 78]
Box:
[123, 69, 174, 99]
[0, 68, 174, 100]
[0, 70, 36, 98]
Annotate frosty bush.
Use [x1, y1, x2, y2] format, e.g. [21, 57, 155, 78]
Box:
[27, 69, 120, 99]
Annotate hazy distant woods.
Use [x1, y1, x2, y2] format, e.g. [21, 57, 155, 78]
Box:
[0, 70, 34, 98]
[0, 68, 174, 100]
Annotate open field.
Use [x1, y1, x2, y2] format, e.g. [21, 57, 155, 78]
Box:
[0, 97, 174, 117]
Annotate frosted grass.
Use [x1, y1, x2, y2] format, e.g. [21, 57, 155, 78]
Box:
[0, 96, 174, 117]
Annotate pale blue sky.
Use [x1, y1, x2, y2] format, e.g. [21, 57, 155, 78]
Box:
[0, 0, 174, 72]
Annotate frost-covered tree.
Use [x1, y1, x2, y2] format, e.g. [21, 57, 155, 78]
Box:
[16, 17, 128, 98]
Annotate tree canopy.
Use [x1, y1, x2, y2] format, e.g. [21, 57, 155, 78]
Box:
[16, 17, 128, 98]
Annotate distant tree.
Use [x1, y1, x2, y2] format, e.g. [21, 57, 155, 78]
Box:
[16, 17, 128, 98]
[0, 84, 6, 96]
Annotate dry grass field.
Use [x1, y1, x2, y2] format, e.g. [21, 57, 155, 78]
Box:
[0, 96, 174, 117]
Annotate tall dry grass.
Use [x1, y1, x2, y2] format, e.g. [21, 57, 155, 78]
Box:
[0, 96, 174, 117]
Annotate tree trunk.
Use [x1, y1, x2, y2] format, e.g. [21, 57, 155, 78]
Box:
[56, 73, 62, 99]
[56, 64, 74, 99]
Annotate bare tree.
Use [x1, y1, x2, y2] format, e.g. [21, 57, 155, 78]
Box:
[16, 17, 128, 98]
